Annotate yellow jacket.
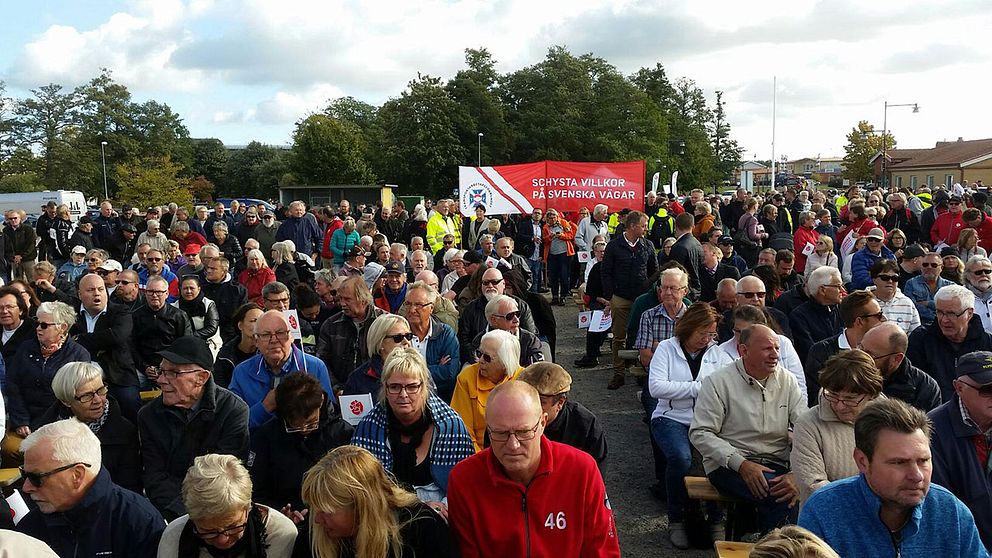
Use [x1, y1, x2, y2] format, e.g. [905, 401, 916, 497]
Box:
[449, 364, 523, 451]
[427, 212, 457, 254]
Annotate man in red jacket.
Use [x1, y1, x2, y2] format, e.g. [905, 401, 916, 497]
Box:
[448, 381, 620, 558]
[931, 195, 965, 246]
[963, 207, 992, 252]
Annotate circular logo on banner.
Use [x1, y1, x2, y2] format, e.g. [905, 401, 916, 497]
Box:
[350, 399, 364, 416]
[462, 182, 494, 213]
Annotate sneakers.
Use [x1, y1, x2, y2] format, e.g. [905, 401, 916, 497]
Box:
[669, 522, 689, 549]
[574, 355, 599, 368]
[710, 523, 725, 543]
[607, 373, 625, 390]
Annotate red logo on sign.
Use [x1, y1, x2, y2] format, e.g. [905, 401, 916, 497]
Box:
[288, 314, 298, 329]
[350, 400, 364, 415]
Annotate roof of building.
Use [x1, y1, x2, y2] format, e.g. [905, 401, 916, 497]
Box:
[889, 138, 992, 170]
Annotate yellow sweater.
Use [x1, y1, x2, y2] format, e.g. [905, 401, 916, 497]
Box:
[450, 364, 523, 451]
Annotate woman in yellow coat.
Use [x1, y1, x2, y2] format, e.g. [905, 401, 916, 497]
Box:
[450, 329, 523, 451]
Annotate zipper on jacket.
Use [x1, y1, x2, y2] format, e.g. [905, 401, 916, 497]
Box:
[522, 492, 530, 558]
[889, 529, 902, 558]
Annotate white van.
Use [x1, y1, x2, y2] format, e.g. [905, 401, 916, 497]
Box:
[0, 190, 88, 222]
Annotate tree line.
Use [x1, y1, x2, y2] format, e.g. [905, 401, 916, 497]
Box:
[0, 46, 745, 203]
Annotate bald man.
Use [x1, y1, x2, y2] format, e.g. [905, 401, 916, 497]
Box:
[448, 381, 620, 557]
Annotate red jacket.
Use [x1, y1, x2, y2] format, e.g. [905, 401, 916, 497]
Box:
[792, 225, 821, 273]
[931, 211, 965, 245]
[177, 231, 207, 253]
[238, 266, 276, 306]
[321, 218, 343, 259]
[448, 437, 620, 558]
[973, 216, 992, 252]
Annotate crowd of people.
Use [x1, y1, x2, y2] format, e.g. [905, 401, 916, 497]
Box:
[0, 181, 991, 557]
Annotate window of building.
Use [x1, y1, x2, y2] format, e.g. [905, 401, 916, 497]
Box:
[926, 175, 934, 187]
[946, 174, 954, 187]
[911, 176, 918, 188]
[896, 176, 903, 187]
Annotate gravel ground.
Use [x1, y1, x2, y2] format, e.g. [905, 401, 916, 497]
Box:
[550, 301, 713, 558]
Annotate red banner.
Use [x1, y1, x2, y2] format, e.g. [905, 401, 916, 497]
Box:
[459, 160, 645, 216]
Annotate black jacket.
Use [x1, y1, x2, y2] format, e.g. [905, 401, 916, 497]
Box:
[108, 232, 137, 264]
[882, 208, 922, 245]
[131, 303, 194, 371]
[805, 333, 843, 408]
[699, 263, 741, 302]
[544, 399, 607, 471]
[600, 234, 658, 302]
[71, 303, 138, 388]
[513, 216, 539, 258]
[214, 336, 255, 388]
[883, 355, 942, 412]
[523, 290, 557, 358]
[457, 295, 537, 363]
[668, 233, 705, 300]
[200, 277, 248, 343]
[4, 223, 37, 261]
[92, 215, 122, 249]
[318, 305, 386, 387]
[773, 285, 809, 317]
[248, 400, 353, 511]
[68, 229, 95, 252]
[15, 467, 164, 558]
[790, 299, 843, 364]
[907, 315, 992, 401]
[216, 235, 244, 266]
[470, 328, 545, 367]
[137, 378, 250, 521]
[36, 397, 142, 493]
[0, 317, 35, 369]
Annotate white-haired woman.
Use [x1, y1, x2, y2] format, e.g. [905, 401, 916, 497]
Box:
[450, 329, 522, 451]
[157, 454, 297, 557]
[270, 241, 300, 292]
[7, 301, 90, 437]
[343, 314, 413, 403]
[137, 219, 170, 253]
[237, 249, 276, 307]
[213, 221, 244, 267]
[37, 361, 142, 493]
[352, 348, 474, 512]
[401, 205, 428, 247]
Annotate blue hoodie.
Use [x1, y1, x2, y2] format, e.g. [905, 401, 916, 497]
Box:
[850, 244, 896, 289]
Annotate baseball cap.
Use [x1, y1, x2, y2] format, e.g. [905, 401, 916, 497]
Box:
[71, 245, 87, 255]
[157, 336, 214, 370]
[121, 223, 137, 233]
[517, 363, 572, 395]
[347, 245, 371, 259]
[384, 261, 405, 275]
[957, 351, 992, 384]
[866, 228, 885, 240]
[184, 244, 202, 256]
[98, 259, 123, 273]
[902, 244, 926, 259]
[950, 195, 964, 203]
[719, 236, 735, 246]
[940, 246, 960, 258]
[78, 215, 92, 224]
[122, 204, 133, 212]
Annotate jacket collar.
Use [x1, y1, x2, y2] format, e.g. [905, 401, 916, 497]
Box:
[484, 435, 555, 489]
[48, 467, 114, 529]
[855, 473, 923, 540]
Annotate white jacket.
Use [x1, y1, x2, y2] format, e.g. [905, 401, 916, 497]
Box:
[574, 216, 609, 251]
[702, 335, 807, 402]
[648, 336, 715, 425]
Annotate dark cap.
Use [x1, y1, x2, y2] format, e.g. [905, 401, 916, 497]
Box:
[121, 223, 137, 233]
[933, 190, 950, 204]
[666, 193, 676, 200]
[903, 244, 926, 259]
[156, 336, 214, 370]
[719, 236, 735, 246]
[384, 260, 405, 274]
[940, 246, 960, 258]
[45, 201, 57, 208]
[122, 204, 133, 212]
[347, 245, 371, 259]
[78, 215, 92, 224]
[957, 351, 992, 384]
[950, 194, 964, 203]
[463, 250, 483, 265]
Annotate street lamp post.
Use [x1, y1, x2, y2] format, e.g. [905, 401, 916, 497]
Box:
[100, 141, 109, 201]
[477, 133, 484, 166]
[881, 101, 919, 187]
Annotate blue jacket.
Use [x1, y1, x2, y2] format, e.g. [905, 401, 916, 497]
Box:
[850, 245, 895, 289]
[904, 274, 954, 325]
[275, 214, 323, 256]
[230, 346, 336, 428]
[423, 317, 461, 401]
[7, 339, 90, 430]
[351, 393, 475, 495]
[330, 228, 360, 265]
[930, 397, 992, 549]
[344, 355, 386, 403]
[16, 467, 165, 558]
[799, 474, 987, 557]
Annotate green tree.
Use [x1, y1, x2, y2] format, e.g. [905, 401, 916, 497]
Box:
[224, 142, 287, 199]
[710, 90, 743, 183]
[376, 74, 466, 197]
[191, 138, 229, 187]
[14, 83, 81, 187]
[0, 172, 44, 193]
[0, 81, 16, 176]
[291, 113, 375, 184]
[842, 121, 892, 183]
[445, 48, 512, 166]
[114, 156, 193, 208]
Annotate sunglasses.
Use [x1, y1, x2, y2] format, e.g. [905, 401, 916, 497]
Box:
[921, 262, 941, 268]
[482, 279, 503, 287]
[971, 269, 992, 276]
[145, 257, 163, 262]
[115, 280, 133, 286]
[385, 332, 414, 343]
[20, 462, 90, 487]
[475, 349, 495, 363]
[858, 311, 885, 321]
[36, 321, 59, 329]
[494, 310, 521, 322]
[960, 381, 992, 398]
[874, 274, 900, 282]
[740, 292, 766, 299]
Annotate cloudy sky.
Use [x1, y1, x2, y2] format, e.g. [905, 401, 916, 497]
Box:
[3, 0, 990, 164]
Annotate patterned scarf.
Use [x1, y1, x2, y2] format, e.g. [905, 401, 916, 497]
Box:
[88, 400, 111, 434]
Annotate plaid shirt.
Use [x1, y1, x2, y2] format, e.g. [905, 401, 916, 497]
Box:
[634, 303, 686, 349]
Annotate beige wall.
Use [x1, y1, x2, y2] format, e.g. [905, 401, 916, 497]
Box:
[964, 159, 992, 185]
[890, 166, 961, 189]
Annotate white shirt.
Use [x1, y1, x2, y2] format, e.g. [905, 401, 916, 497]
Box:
[83, 307, 108, 333]
[1, 324, 18, 344]
[412, 321, 433, 358]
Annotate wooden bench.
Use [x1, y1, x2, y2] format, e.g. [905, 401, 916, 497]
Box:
[0, 468, 20, 488]
[685, 476, 753, 542]
[140, 389, 162, 402]
[715, 541, 754, 557]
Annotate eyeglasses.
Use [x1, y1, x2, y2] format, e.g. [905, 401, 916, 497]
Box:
[971, 269, 992, 276]
[193, 513, 249, 541]
[874, 274, 899, 282]
[958, 380, 992, 398]
[697, 330, 719, 339]
[494, 310, 521, 322]
[740, 291, 766, 299]
[444, 240, 454, 245]
[284, 419, 320, 434]
[949, 202, 963, 206]
[255, 330, 291, 342]
[385, 332, 414, 343]
[409, 301, 434, 311]
[20, 462, 90, 488]
[936, 308, 970, 319]
[821, 284, 845, 290]
[489, 418, 542, 442]
[115, 280, 133, 286]
[475, 349, 495, 364]
[858, 311, 885, 322]
[145, 289, 168, 296]
[866, 238, 882, 243]
[36, 321, 60, 330]
[482, 279, 503, 287]
[822, 390, 868, 407]
[87, 258, 102, 263]
[264, 297, 291, 305]
[921, 262, 941, 268]
[74, 385, 109, 403]
[385, 381, 423, 395]
[145, 257, 163, 262]
[154, 367, 207, 380]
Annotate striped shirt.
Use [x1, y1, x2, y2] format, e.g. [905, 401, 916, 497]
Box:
[872, 287, 921, 333]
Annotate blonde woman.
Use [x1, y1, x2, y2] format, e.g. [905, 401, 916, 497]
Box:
[157, 454, 297, 557]
[957, 227, 987, 262]
[804, 235, 839, 274]
[751, 525, 840, 558]
[301, 445, 456, 558]
[450, 329, 522, 451]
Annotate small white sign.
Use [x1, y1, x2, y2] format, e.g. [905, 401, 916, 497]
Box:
[499, 257, 513, 269]
[283, 309, 303, 341]
[339, 393, 374, 425]
[577, 250, 592, 263]
[589, 310, 613, 333]
[802, 242, 815, 256]
[578, 311, 592, 329]
[485, 256, 500, 268]
[7, 490, 30, 525]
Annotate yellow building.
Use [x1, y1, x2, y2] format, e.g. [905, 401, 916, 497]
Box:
[885, 138, 992, 190]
